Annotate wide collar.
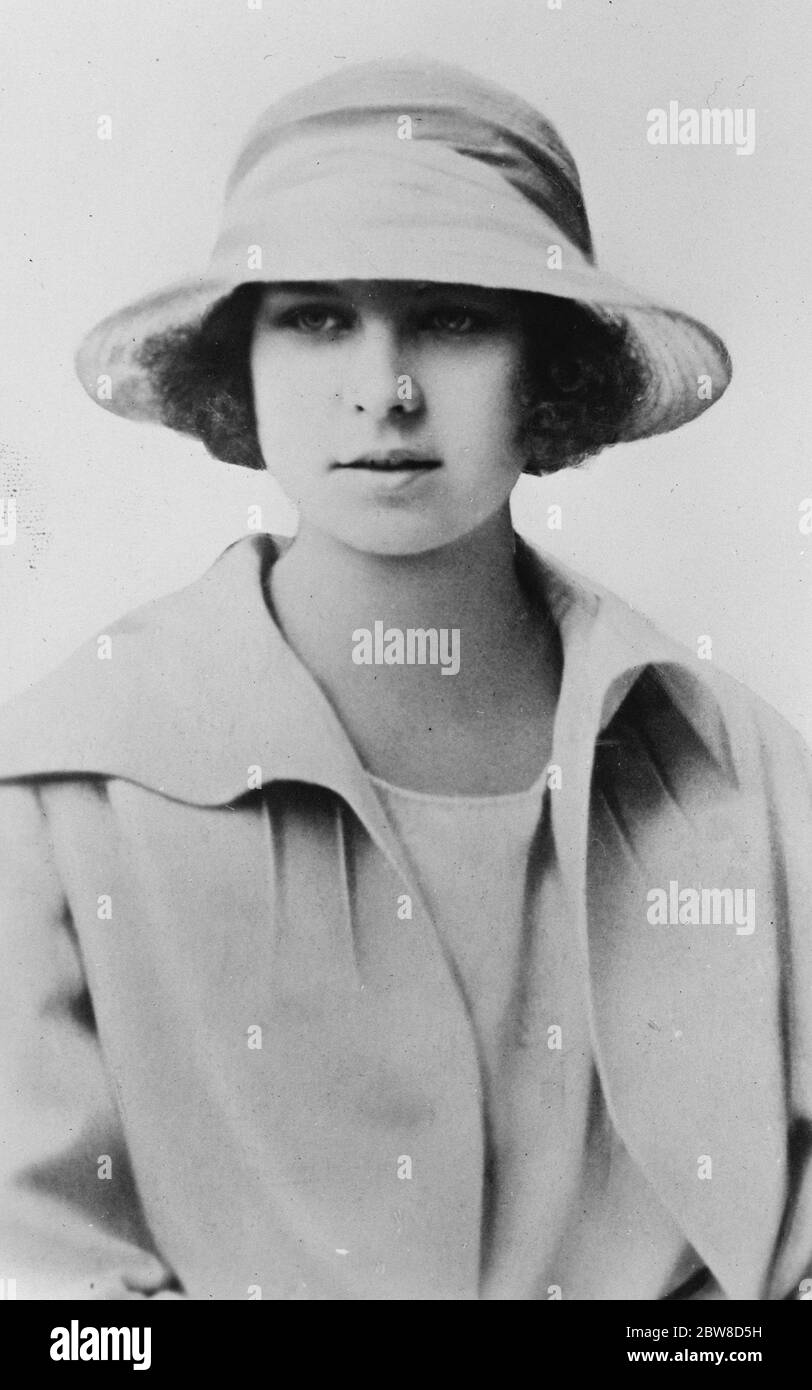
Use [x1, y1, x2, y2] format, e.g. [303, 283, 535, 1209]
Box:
[0, 528, 734, 808]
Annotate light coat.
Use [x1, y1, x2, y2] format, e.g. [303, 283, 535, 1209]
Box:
[0, 532, 810, 1299]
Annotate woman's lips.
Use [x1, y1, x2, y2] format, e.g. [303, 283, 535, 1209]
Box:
[333, 453, 442, 494]
[334, 451, 441, 471]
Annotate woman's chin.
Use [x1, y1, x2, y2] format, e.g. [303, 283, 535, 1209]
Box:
[296, 511, 481, 559]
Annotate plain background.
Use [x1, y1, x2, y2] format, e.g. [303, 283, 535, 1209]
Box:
[1, 0, 810, 739]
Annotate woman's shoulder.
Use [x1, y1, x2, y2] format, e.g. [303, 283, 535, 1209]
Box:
[520, 534, 812, 789]
[0, 533, 281, 792]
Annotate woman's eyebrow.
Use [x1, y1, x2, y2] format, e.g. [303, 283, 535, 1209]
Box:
[409, 284, 506, 306]
[258, 282, 505, 313]
[263, 282, 345, 296]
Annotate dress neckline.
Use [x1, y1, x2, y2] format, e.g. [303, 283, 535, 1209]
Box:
[366, 762, 550, 807]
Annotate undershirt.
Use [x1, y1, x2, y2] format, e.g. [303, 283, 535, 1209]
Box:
[368, 765, 722, 1300]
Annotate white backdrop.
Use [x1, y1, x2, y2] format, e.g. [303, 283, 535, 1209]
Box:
[1, 0, 810, 739]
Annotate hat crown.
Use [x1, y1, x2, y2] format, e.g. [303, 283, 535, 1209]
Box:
[226, 56, 594, 260]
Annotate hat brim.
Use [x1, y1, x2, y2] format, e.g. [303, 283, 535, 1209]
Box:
[75, 136, 732, 450]
[75, 272, 732, 449]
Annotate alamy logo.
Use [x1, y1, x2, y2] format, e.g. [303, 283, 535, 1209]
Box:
[647, 102, 756, 156]
[646, 880, 755, 936]
[352, 623, 460, 675]
[50, 1321, 151, 1370]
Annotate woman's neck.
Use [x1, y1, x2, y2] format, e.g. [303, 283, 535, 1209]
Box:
[266, 507, 562, 793]
[267, 507, 554, 700]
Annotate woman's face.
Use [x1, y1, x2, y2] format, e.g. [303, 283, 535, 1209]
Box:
[249, 279, 529, 555]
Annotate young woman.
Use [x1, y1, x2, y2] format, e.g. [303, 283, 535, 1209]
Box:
[1, 57, 810, 1302]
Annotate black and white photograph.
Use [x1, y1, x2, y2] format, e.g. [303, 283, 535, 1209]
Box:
[0, 0, 810, 1347]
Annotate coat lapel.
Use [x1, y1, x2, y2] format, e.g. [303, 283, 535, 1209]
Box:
[0, 535, 435, 897]
[543, 565, 788, 1299]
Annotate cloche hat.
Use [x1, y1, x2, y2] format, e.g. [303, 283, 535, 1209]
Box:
[75, 56, 732, 451]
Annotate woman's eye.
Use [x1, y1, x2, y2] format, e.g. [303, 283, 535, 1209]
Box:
[283, 307, 345, 333]
[427, 309, 480, 334]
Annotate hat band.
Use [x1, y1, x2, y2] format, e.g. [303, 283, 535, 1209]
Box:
[208, 133, 645, 305]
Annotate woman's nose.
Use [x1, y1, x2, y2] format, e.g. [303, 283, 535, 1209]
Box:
[341, 321, 422, 418]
